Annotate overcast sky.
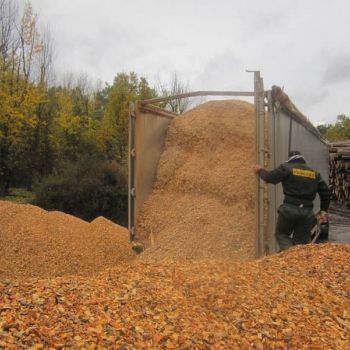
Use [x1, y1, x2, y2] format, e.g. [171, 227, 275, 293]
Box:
[30, 0, 350, 124]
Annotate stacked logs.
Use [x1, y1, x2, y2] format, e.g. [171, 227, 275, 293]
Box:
[329, 140, 350, 207]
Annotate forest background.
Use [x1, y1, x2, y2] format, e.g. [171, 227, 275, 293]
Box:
[0, 0, 349, 226]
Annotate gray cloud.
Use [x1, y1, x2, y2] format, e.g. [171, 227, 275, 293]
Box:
[30, 0, 350, 124]
[291, 89, 330, 111]
[194, 51, 246, 90]
[323, 53, 350, 84]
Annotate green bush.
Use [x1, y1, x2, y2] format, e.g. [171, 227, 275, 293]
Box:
[0, 188, 35, 204]
[34, 157, 128, 226]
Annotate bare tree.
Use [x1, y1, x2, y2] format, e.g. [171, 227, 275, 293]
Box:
[158, 72, 192, 114]
[61, 71, 96, 97]
[0, 0, 19, 66]
[17, 1, 40, 84]
[37, 25, 54, 86]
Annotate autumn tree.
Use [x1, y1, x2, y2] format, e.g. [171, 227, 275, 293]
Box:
[1, 1, 161, 225]
[99, 72, 156, 169]
[0, 0, 53, 193]
[34, 72, 151, 224]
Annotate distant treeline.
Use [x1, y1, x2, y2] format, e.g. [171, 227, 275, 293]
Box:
[317, 115, 350, 142]
[0, 1, 162, 225]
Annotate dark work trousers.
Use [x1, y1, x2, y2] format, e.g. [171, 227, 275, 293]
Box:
[275, 203, 315, 250]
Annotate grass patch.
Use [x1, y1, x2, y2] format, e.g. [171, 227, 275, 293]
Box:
[0, 188, 35, 204]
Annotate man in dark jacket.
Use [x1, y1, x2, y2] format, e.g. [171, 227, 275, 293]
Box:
[253, 150, 331, 251]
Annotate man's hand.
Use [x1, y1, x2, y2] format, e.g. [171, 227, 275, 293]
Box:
[318, 210, 328, 224]
[252, 164, 263, 174]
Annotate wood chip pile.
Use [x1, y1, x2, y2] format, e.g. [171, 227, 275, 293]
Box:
[0, 244, 349, 349]
[137, 100, 256, 260]
[1, 101, 349, 349]
[0, 201, 135, 279]
[329, 141, 350, 207]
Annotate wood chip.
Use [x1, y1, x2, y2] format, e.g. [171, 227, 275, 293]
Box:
[0, 201, 136, 279]
[137, 100, 256, 260]
[0, 244, 348, 349]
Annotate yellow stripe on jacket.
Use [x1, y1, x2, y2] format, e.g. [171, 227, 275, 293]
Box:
[292, 168, 316, 179]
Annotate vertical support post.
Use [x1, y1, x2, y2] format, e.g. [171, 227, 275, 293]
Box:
[258, 74, 265, 257]
[252, 71, 266, 258]
[128, 101, 136, 242]
[267, 91, 278, 253]
[288, 117, 293, 155]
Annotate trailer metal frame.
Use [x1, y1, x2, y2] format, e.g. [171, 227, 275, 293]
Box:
[128, 72, 329, 258]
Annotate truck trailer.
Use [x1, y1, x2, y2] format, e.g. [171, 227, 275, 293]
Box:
[128, 71, 329, 257]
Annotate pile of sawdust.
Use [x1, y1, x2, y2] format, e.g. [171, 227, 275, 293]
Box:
[0, 201, 135, 279]
[137, 100, 256, 260]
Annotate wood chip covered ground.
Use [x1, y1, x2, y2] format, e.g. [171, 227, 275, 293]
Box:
[0, 244, 349, 349]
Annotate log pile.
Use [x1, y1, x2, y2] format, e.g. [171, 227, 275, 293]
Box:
[329, 140, 350, 207]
